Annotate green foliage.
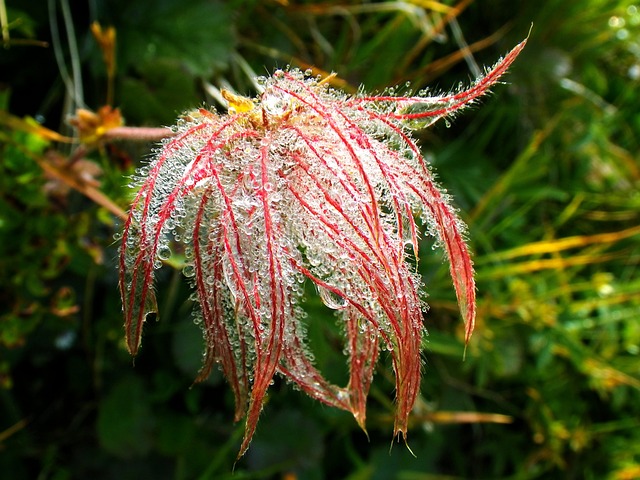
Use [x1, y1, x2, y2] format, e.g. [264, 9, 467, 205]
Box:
[1, 0, 639, 479]
[98, 375, 155, 457]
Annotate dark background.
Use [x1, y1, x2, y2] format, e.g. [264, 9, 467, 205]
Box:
[1, 1, 639, 479]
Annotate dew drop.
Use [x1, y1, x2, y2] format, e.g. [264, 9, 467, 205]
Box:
[182, 264, 196, 278]
[616, 28, 630, 40]
[336, 390, 349, 401]
[262, 91, 289, 116]
[157, 245, 172, 260]
[318, 285, 348, 310]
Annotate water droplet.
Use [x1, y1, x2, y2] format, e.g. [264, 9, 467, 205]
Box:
[608, 15, 625, 28]
[336, 390, 349, 401]
[157, 245, 172, 260]
[182, 264, 195, 278]
[616, 28, 630, 40]
[318, 285, 348, 310]
[262, 91, 289, 116]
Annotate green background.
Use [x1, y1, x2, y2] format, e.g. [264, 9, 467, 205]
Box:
[1, 1, 639, 478]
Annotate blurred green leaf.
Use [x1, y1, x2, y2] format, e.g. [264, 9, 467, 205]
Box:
[115, 0, 235, 77]
[248, 409, 324, 479]
[119, 59, 199, 126]
[97, 376, 155, 458]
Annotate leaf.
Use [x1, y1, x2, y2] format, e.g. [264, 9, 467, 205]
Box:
[97, 376, 155, 458]
[249, 409, 324, 478]
[119, 59, 199, 126]
[115, 0, 235, 77]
